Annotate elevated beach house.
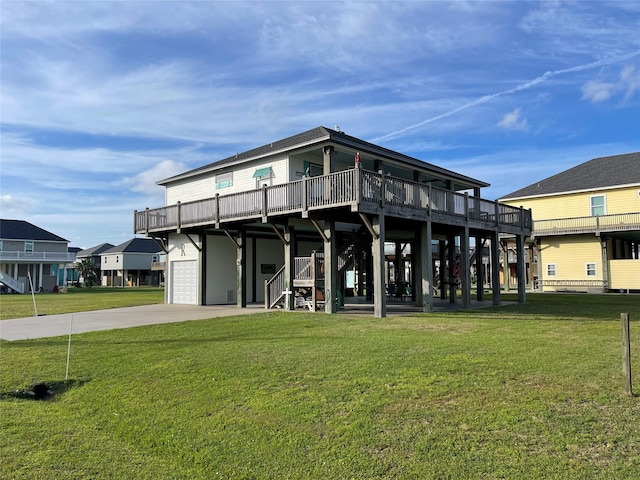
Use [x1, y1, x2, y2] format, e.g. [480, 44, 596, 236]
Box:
[134, 126, 532, 317]
[500, 152, 640, 293]
[0, 219, 76, 293]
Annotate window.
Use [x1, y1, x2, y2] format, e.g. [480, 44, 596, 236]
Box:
[546, 264, 557, 276]
[586, 263, 597, 277]
[303, 161, 323, 177]
[590, 195, 605, 216]
[25, 241, 34, 254]
[0, 240, 3, 252]
[216, 172, 233, 189]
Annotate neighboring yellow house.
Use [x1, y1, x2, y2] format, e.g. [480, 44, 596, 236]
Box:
[500, 152, 640, 293]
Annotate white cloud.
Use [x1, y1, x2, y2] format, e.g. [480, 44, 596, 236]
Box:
[497, 108, 529, 131]
[620, 65, 640, 100]
[119, 159, 187, 195]
[581, 80, 616, 103]
[0, 194, 32, 217]
[581, 65, 640, 104]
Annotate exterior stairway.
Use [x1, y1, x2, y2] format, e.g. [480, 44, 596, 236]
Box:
[0, 272, 25, 294]
[265, 227, 371, 309]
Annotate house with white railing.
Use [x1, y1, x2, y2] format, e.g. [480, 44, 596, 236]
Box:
[500, 152, 640, 293]
[0, 219, 76, 293]
[134, 126, 532, 317]
[100, 238, 164, 287]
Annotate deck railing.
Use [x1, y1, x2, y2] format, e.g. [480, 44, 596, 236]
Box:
[534, 212, 640, 236]
[0, 251, 77, 262]
[135, 168, 531, 234]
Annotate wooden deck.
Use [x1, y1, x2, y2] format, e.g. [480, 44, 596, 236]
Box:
[533, 212, 640, 237]
[135, 168, 532, 236]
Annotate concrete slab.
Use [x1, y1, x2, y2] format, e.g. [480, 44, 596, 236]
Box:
[1, 298, 505, 341]
[0, 304, 266, 341]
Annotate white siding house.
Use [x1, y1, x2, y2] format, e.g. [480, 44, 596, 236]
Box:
[135, 126, 532, 316]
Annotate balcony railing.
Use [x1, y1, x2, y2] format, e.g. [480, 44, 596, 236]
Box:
[533, 212, 640, 236]
[135, 168, 532, 235]
[0, 251, 77, 262]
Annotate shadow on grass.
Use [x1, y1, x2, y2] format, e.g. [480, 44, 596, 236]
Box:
[0, 378, 90, 401]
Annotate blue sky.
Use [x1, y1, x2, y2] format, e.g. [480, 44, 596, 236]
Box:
[1, 1, 639, 249]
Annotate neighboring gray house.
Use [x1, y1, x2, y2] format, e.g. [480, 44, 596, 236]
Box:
[75, 242, 115, 285]
[101, 238, 163, 287]
[0, 219, 75, 293]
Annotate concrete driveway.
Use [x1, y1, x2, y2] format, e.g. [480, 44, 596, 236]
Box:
[0, 304, 267, 341]
[1, 298, 502, 341]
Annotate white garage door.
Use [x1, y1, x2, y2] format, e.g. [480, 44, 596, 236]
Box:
[171, 260, 198, 305]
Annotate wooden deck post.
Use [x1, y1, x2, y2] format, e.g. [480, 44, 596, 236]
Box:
[284, 224, 295, 311]
[622, 313, 633, 396]
[601, 238, 610, 291]
[418, 220, 434, 312]
[447, 233, 456, 304]
[236, 229, 247, 308]
[491, 231, 501, 305]
[324, 221, 337, 313]
[476, 235, 484, 301]
[439, 240, 446, 299]
[461, 226, 471, 308]
[516, 233, 526, 304]
[373, 214, 386, 318]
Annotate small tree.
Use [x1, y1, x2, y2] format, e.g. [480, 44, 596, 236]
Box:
[76, 258, 98, 287]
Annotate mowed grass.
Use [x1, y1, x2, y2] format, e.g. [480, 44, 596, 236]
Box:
[0, 287, 164, 320]
[1, 294, 639, 479]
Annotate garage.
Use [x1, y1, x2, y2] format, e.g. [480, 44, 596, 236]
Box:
[171, 260, 198, 304]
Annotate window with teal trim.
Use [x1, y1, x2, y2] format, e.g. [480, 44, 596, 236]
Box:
[216, 172, 233, 189]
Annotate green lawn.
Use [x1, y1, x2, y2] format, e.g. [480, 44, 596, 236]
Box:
[1, 294, 639, 479]
[0, 287, 164, 320]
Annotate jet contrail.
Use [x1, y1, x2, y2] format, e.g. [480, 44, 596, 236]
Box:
[373, 51, 640, 143]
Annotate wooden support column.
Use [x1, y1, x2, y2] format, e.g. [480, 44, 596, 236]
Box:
[601, 237, 610, 292]
[394, 242, 402, 283]
[461, 226, 471, 308]
[516, 234, 526, 304]
[323, 146, 335, 174]
[357, 254, 365, 297]
[491, 232, 501, 305]
[447, 234, 456, 304]
[236, 229, 247, 308]
[284, 225, 295, 310]
[475, 235, 484, 301]
[324, 221, 337, 314]
[372, 214, 386, 318]
[503, 241, 511, 291]
[439, 240, 446, 299]
[417, 220, 434, 312]
[536, 239, 543, 291]
[414, 237, 422, 306]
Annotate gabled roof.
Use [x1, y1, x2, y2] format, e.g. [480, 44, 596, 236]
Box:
[77, 243, 116, 257]
[102, 238, 161, 254]
[0, 219, 68, 242]
[158, 126, 488, 188]
[501, 152, 640, 200]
